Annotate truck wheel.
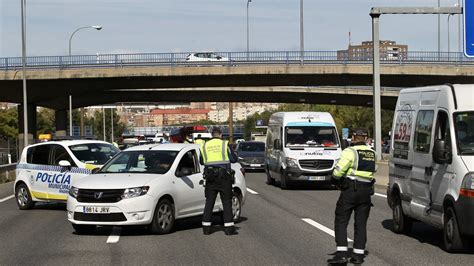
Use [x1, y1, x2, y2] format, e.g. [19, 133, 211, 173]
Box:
[72, 224, 96, 234]
[15, 183, 35, 210]
[280, 169, 289, 190]
[150, 199, 175, 235]
[392, 193, 412, 234]
[443, 206, 467, 252]
[266, 167, 275, 185]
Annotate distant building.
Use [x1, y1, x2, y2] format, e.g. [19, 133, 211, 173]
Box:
[337, 40, 408, 61]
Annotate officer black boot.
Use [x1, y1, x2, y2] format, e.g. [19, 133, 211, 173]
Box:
[224, 226, 238, 236]
[203, 226, 211, 235]
[349, 254, 364, 264]
[327, 251, 348, 264]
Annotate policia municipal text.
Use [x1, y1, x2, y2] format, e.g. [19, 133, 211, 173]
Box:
[199, 127, 238, 236]
[328, 129, 377, 265]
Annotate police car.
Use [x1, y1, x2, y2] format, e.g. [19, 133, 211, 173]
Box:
[14, 140, 120, 210]
[67, 143, 246, 234]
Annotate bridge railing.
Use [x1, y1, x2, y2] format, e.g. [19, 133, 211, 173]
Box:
[1, 51, 473, 70]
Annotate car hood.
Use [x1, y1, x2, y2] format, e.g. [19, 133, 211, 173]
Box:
[237, 151, 265, 158]
[74, 173, 159, 189]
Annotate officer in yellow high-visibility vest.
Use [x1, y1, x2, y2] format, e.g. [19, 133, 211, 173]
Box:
[194, 134, 206, 150]
[328, 128, 377, 265]
[200, 127, 238, 236]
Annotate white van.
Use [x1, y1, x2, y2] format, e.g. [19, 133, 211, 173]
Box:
[14, 140, 120, 210]
[387, 84, 474, 252]
[265, 112, 341, 189]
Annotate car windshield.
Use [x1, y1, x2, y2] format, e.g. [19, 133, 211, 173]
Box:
[99, 150, 178, 174]
[239, 142, 265, 152]
[285, 126, 339, 147]
[69, 143, 120, 165]
[454, 112, 474, 155]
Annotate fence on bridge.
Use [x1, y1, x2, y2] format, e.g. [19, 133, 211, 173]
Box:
[1, 51, 474, 71]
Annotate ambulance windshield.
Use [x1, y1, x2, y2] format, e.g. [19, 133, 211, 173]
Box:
[285, 126, 338, 148]
[455, 112, 474, 155]
[69, 143, 120, 165]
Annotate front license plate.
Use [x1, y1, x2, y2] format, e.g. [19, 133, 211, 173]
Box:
[308, 176, 326, 181]
[250, 164, 261, 167]
[83, 206, 110, 214]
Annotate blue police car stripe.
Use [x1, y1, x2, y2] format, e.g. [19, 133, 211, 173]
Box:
[16, 163, 92, 175]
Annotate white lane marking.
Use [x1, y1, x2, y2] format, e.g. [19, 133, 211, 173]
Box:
[0, 195, 15, 203]
[106, 227, 121, 244]
[302, 218, 353, 242]
[246, 188, 259, 195]
[374, 193, 387, 198]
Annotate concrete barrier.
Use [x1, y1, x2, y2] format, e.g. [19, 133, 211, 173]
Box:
[0, 164, 16, 184]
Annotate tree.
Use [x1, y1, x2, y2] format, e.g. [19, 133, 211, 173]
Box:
[91, 109, 127, 142]
[0, 107, 18, 139]
[37, 108, 55, 135]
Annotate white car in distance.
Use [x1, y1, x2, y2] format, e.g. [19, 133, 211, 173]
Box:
[185, 52, 230, 65]
[67, 143, 246, 234]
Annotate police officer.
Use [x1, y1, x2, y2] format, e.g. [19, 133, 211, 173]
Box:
[328, 128, 377, 265]
[200, 127, 238, 236]
[194, 134, 206, 150]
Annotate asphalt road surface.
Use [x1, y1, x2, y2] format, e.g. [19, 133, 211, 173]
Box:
[0, 172, 473, 265]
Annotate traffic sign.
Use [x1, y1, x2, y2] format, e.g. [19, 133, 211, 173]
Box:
[465, 0, 474, 57]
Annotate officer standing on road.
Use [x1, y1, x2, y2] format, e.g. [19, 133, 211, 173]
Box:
[200, 127, 238, 236]
[328, 128, 377, 265]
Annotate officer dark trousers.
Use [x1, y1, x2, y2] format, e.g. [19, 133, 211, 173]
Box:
[334, 182, 372, 255]
[202, 168, 234, 229]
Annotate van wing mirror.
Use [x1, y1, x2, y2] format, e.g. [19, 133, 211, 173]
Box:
[341, 139, 350, 149]
[433, 139, 452, 164]
[91, 167, 101, 174]
[274, 139, 282, 150]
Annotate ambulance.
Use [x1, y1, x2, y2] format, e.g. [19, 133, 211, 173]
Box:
[387, 84, 474, 252]
[14, 140, 120, 209]
[265, 112, 341, 189]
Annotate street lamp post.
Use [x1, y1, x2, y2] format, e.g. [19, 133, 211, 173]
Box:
[246, 0, 252, 60]
[448, 13, 453, 60]
[300, 0, 304, 64]
[20, 0, 28, 148]
[68, 25, 102, 137]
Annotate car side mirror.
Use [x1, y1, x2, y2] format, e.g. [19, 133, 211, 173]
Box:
[341, 139, 350, 149]
[433, 139, 452, 164]
[59, 160, 71, 168]
[177, 167, 192, 177]
[273, 139, 281, 150]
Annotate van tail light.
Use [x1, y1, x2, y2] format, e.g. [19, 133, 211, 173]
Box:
[240, 167, 245, 177]
[460, 173, 474, 198]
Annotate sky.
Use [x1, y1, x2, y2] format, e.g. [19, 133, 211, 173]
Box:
[0, 0, 465, 57]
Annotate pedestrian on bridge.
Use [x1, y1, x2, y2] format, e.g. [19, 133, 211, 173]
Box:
[199, 127, 238, 236]
[328, 128, 376, 265]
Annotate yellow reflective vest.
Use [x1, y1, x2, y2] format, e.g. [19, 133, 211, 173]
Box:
[201, 138, 229, 166]
[195, 139, 206, 150]
[332, 144, 377, 183]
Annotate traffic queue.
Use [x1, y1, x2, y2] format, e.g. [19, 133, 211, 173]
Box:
[11, 84, 474, 263]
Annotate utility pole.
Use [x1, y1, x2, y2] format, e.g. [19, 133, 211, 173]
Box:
[300, 0, 304, 64]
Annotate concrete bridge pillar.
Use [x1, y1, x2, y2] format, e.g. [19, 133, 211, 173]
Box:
[55, 110, 67, 137]
[17, 103, 37, 153]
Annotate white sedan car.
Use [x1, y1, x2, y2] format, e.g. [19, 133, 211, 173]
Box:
[67, 143, 246, 234]
[185, 52, 229, 63]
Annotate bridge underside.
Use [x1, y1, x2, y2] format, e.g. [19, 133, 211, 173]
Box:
[1, 64, 473, 110]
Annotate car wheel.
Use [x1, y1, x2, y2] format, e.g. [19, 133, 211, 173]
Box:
[232, 191, 242, 222]
[443, 206, 467, 252]
[72, 223, 96, 234]
[280, 169, 289, 190]
[266, 167, 275, 185]
[392, 193, 412, 234]
[150, 199, 175, 235]
[15, 183, 35, 210]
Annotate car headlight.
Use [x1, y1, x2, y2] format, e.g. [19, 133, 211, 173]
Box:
[69, 186, 78, 198]
[286, 157, 298, 168]
[121, 186, 149, 199]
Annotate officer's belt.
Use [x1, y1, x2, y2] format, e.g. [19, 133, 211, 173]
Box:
[346, 175, 373, 183]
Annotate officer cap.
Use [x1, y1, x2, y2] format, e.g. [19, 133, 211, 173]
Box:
[352, 128, 368, 136]
[211, 127, 222, 135]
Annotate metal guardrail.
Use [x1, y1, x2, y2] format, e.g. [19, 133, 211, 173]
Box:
[0, 164, 16, 172]
[1, 51, 474, 71]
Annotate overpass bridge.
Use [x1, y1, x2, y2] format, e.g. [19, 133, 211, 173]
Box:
[1, 50, 473, 141]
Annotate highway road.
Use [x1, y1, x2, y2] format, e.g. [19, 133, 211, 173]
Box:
[0, 170, 473, 265]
